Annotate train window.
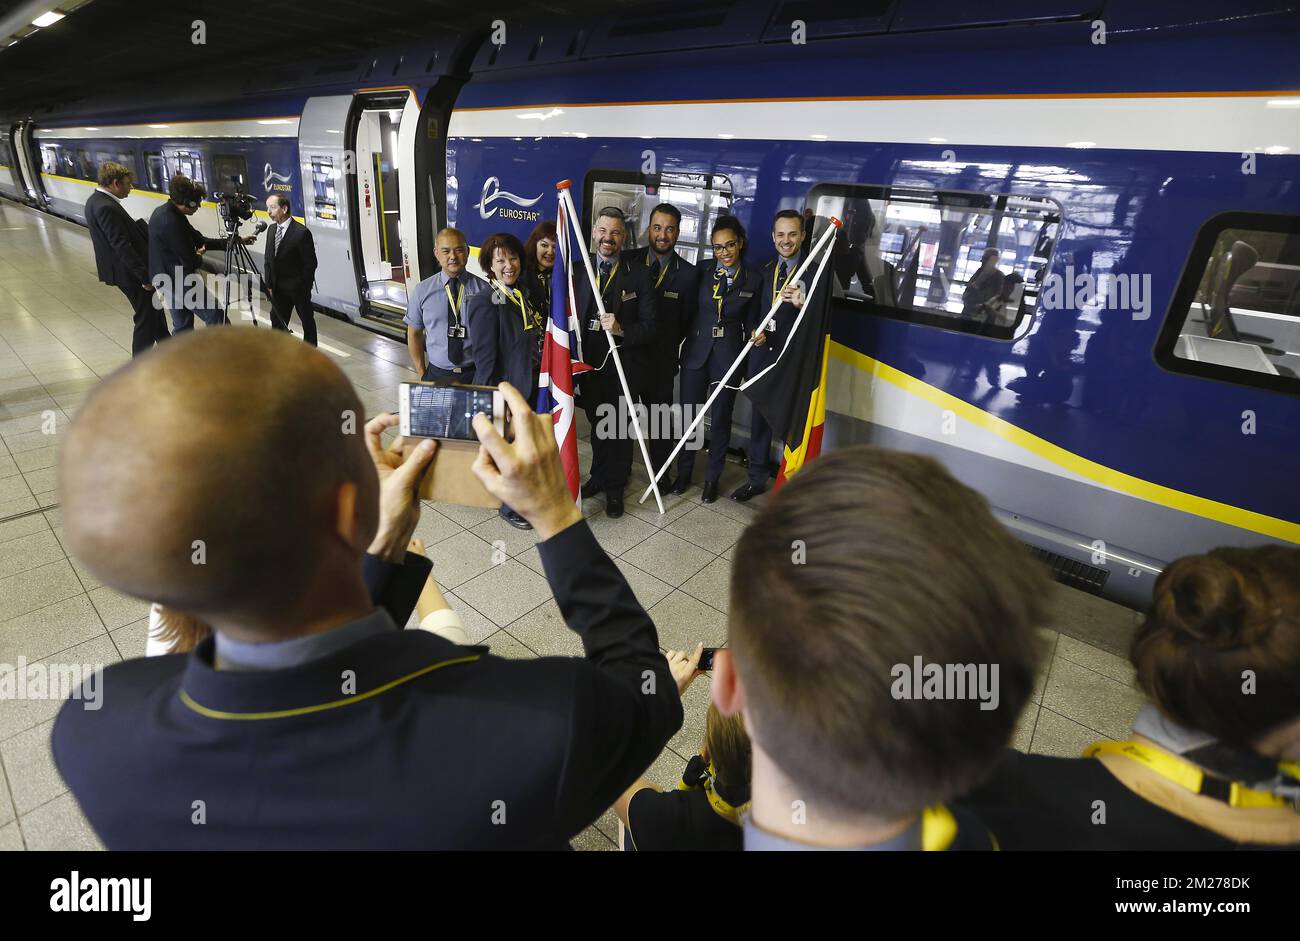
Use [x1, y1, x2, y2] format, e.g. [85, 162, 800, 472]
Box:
[212, 154, 249, 194]
[805, 183, 1061, 341]
[167, 150, 206, 187]
[1155, 212, 1300, 395]
[58, 149, 78, 178]
[0, 138, 11, 167]
[75, 150, 95, 180]
[41, 145, 58, 175]
[144, 152, 166, 190]
[584, 169, 733, 265]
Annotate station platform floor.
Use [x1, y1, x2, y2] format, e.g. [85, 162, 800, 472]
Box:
[0, 199, 1147, 851]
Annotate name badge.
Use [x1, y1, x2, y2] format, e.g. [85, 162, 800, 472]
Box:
[447, 325, 466, 338]
[664, 291, 679, 299]
[712, 325, 726, 338]
[588, 318, 601, 331]
[739, 291, 754, 299]
[621, 291, 637, 302]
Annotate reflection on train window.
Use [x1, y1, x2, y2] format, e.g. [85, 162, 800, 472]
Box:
[310, 155, 338, 221]
[40, 146, 58, 175]
[167, 150, 206, 187]
[1157, 213, 1300, 392]
[212, 154, 249, 194]
[144, 152, 166, 191]
[805, 183, 1061, 340]
[95, 152, 138, 179]
[585, 170, 733, 265]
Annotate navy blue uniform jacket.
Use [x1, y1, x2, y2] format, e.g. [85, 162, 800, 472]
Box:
[52, 522, 683, 850]
[680, 261, 762, 371]
[621, 247, 698, 382]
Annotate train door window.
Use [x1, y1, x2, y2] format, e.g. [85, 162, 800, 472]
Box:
[144, 152, 166, 191]
[1155, 212, 1300, 395]
[805, 182, 1061, 340]
[212, 154, 249, 194]
[0, 138, 12, 169]
[310, 155, 338, 220]
[167, 150, 206, 187]
[354, 95, 410, 316]
[584, 170, 733, 264]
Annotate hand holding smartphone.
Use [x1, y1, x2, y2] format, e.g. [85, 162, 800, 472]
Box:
[399, 382, 508, 441]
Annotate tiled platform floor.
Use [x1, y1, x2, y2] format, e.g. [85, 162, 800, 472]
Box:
[0, 199, 1145, 851]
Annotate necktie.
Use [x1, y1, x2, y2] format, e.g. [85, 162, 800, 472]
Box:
[649, 258, 661, 282]
[446, 277, 463, 365]
[779, 260, 789, 284]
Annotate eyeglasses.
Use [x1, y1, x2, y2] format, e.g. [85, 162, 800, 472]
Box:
[711, 239, 739, 254]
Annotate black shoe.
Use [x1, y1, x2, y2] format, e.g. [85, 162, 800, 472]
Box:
[668, 476, 689, 496]
[499, 505, 533, 530]
[730, 483, 766, 503]
[701, 480, 719, 504]
[580, 478, 603, 499]
[605, 490, 624, 518]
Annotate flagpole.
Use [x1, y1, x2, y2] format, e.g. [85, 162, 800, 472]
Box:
[638, 217, 841, 505]
[557, 181, 665, 515]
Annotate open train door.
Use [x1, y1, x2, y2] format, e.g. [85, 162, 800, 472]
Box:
[298, 96, 362, 319]
[350, 89, 421, 332]
[12, 121, 45, 207]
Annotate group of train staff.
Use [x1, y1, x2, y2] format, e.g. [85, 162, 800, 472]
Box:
[404, 205, 811, 527]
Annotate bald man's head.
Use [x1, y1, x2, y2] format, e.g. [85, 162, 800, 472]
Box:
[59, 330, 376, 626]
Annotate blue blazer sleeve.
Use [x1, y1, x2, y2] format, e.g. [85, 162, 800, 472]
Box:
[466, 292, 498, 386]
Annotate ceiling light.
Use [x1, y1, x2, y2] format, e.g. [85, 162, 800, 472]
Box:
[32, 11, 65, 27]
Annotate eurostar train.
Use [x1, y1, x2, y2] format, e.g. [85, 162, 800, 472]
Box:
[2, 0, 1298, 608]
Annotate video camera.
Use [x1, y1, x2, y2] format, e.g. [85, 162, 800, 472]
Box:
[213, 189, 255, 233]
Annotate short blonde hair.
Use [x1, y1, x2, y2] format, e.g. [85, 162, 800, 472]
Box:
[97, 161, 133, 188]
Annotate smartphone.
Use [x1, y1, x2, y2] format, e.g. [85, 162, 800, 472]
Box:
[399, 382, 505, 441]
[698, 647, 718, 672]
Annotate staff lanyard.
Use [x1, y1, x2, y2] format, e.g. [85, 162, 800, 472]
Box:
[598, 259, 620, 297]
[713, 267, 734, 321]
[646, 249, 670, 289]
[443, 280, 464, 328]
[1085, 739, 1300, 809]
[503, 284, 535, 331]
[772, 258, 796, 305]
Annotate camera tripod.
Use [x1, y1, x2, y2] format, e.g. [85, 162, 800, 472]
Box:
[220, 224, 267, 327]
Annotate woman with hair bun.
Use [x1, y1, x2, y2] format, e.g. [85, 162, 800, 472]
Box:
[958, 545, 1300, 849]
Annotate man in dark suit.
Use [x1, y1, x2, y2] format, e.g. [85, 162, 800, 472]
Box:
[622, 203, 698, 491]
[52, 329, 682, 849]
[263, 193, 319, 345]
[735, 209, 806, 503]
[148, 174, 232, 332]
[672, 215, 761, 504]
[573, 206, 657, 518]
[85, 161, 169, 355]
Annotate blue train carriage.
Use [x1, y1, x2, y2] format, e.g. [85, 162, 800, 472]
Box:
[445, 1, 1300, 607]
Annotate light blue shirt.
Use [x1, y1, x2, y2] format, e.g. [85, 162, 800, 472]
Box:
[214, 609, 395, 671]
[404, 269, 487, 370]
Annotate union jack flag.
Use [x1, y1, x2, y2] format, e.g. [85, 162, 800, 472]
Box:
[536, 193, 590, 503]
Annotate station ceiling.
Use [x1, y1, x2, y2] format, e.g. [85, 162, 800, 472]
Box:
[0, 0, 649, 115]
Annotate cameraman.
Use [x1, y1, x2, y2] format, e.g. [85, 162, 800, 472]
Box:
[263, 194, 319, 346]
[148, 174, 250, 332]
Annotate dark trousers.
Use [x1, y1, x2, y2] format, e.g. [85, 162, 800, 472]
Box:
[580, 364, 639, 493]
[639, 368, 677, 481]
[117, 278, 170, 356]
[746, 400, 775, 486]
[677, 345, 737, 485]
[163, 282, 225, 333]
[421, 363, 475, 382]
[269, 289, 317, 346]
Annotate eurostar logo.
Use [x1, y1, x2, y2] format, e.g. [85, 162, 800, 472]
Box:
[475, 175, 542, 220]
[263, 163, 293, 192]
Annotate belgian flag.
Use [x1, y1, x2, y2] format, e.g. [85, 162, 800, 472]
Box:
[743, 246, 835, 490]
